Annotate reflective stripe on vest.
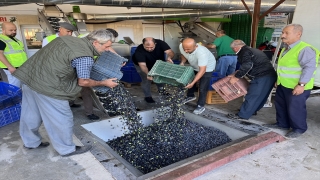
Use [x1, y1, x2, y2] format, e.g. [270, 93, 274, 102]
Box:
[278, 73, 315, 78]
[0, 35, 28, 68]
[277, 41, 319, 90]
[46, 34, 58, 43]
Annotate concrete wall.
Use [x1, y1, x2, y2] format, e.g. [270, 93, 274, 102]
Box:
[16, 15, 39, 25]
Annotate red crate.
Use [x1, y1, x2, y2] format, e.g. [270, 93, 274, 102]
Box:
[212, 77, 249, 102]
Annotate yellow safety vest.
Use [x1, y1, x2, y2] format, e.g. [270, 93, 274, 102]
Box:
[45, 34, 58, 43]
[277, 41, 319, 90]
[0, 34, 28, 68]
[46, 34, 98, 60]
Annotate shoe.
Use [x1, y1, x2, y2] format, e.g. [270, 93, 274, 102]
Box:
[285, 131, 303, 139]
[193, 105, 205, 115]
[62, 145, 92, 157]
[144, 97, 155, 103]
[183, 96, 196, 104]
[24, 142, 50, 149]
[87, 114, 100, 120]
[227, 113, 246, 120]
[263, 123, 290, 130]
[70, 104, 81, 108]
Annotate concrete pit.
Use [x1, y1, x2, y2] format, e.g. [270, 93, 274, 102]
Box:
[81, 108, 280, 180]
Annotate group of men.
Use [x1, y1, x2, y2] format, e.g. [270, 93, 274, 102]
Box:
[130, 24, 319, 139]
[132, 36, 215, 114]
[0, 21, 318, 157]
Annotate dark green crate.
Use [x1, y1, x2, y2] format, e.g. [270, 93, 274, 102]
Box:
[148, 60, 195, 86]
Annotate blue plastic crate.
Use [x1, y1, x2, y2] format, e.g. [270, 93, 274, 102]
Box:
[121, 66, 142, 83]
[0, 82, 22, 110]
[129, 46, 137, 63]
[90, 51, 128, 93]
[212, 72, 221, 77]
[173, 60, 180, 65]
[208, 76, 222, 90]
[0, 104, 21, 128]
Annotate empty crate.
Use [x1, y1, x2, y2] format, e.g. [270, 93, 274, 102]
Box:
[208, 72, 222, 90]
[148, 60, 195, 86]
[212, 77, 249, 102]
[121, 65, 142, 83]
[205, 90, 227, 104]
[0, 82, 22, 110]
[0, 104, 21, 128]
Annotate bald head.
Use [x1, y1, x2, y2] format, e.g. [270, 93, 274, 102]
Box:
[142, 37, 156, 52]
[2, 22, 17, 38]
[182, 38, 197, 54]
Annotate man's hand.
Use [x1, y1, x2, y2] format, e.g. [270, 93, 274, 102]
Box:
[102, 78, 119, 88]
[166, 57, 173, 64]
[7, 66, 16, 74]
[147, 76, 153, 81]
[121, 62, 126, 67]
[292, 85, 304, 95]
[228, 76, 239, 84]
[185, 82, 195, 89]
[274, 82, 278, 88]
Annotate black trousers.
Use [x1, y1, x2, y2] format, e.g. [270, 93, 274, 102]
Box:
[275, 84, 311, 133]
[187, 71, 212, 107]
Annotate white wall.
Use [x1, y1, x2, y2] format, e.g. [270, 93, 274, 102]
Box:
[292, 0, 320, 49]
[292, 0, 320, 86]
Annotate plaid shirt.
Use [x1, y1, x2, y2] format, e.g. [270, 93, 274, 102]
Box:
[71, 56, 94, 79]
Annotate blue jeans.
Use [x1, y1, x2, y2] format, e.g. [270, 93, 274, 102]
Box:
[238, 74, 277, 119]
[215, 56, 237, 77]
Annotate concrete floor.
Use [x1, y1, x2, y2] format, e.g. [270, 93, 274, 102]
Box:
[1, 83, 319, 180]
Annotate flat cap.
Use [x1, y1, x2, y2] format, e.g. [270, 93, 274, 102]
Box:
[59, 22, 77, 31]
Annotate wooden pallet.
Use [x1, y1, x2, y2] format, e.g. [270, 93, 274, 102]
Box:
[121, 81, 141, 88]
[205, 90, 227, 104]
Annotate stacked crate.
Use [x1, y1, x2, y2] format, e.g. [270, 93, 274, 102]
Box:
[0, 82, 22, 128]
[120, 46, 142, 84]
[90, 51, 128, 93]
[205, 72, 227, 104]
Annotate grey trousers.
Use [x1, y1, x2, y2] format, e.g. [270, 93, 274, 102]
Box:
[81, 87, 93, 115]
[134, 64, 163, 97]
[3, 69, 21, 87]
[20, 84, 76, 155]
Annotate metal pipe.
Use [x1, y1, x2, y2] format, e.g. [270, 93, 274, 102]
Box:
[0, 0, 296, 12]
[82, 10, 248, 20]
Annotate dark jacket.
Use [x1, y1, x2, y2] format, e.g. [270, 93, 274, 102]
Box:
[235, 45, 276, 80]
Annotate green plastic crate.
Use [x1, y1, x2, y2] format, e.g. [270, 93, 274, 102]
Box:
[148, 60, 195, 86]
